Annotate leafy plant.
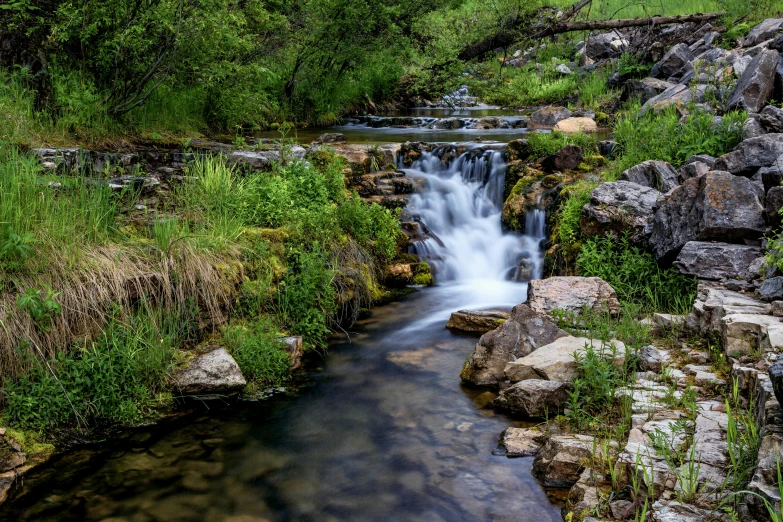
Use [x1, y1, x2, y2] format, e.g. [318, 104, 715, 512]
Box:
[221, 317, 291, 386]
[17, 285, 61, 331]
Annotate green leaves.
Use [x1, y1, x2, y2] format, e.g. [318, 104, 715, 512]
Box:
[17, 285, 61, 332]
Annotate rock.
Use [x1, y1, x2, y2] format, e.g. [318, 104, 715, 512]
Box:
[585, 33, 624, 60]
[279, 336, 304, 370]
[580, 181, 661, 246]
[766, 186, 783, 226]
[726, 49, 780, 113]
[721, 313, 783, 356]
[620, 160, 679, 192]
[673, 241, 763, 281]
[638, 84, 688, 114]
[532, 434, 602, 488]
[493, 379, 572, 418]
[312, 133, 347, 145]
[610, 499, 635, 520]
[500, 427, 544, 457]
[529, 107, 573, 129]
[527, 277, 620, 322]
[649, 172, 766, 263]
[461, 304, 568, 387]
[637, 345, 670, 372]
[744, 117, 768, 139]
[679, 161, 711, 182]
[686, 282, 771, 336]
[771, 358, 783, 406]
[760, 277, 783, 300]
[504, 336, 626, 383]
[540, 145, 583, 172]
[566, 468, 608, 517]
[599, 140, 617, 159]
[761, 105, 783, 133]
[446, 309, 509, 334]
[651, 500, 729, 522]
[651, 43, 695, 79]
[171, 348, 246, 395]
[744, 18, 783, 47]
[621, 78, 676, 104]
[746, 431, 783, 519]
[507, 139, 530, 161]
[714, 134, 783, 176]
[552, 117, 597, 134]
[555, 63, 572, 75]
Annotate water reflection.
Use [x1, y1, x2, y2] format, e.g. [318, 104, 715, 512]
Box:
[1, 286, 563, 522]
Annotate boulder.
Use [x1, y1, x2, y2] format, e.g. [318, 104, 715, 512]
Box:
[540, 145, 583, 172]
[746, 431, 783, 519]
[649, 171, 766, 263]
[714, 134, 783, 176]
[679, 161, 712, 182]
[770, 357, 783, 406]
[552, 117, 597, 134]
[651, 43, 695, 79]
[499, 427, 544, 457]
[312, 133, 347, 145]
[504, 336, 626, 383]
[637, 345, 670, 373]
[722, 313, 783, 356]
[492, 379, 573, 418]
[620, 160, 679, 192]
[673, 241, 763, 281]
[527, 276, 621, 320]
[761, 160, 783, 191]
[279, 336, 304, 370]
[744, 117, 768, 139]
[768, 186, 783, 228]
[580, 181, 661, 246]
[461, 304, 568, 387]
[638, 84, 688, 114]
[726, 49, 780, 113]
[744, 18, 783, 47]
[171, 347, 247, 395]
[760, 277, 783, 301]
[532, 434, 601, 488]
[760, 105, 783, 133]
[621, 78, 676, 104]
[529, 107, 573, 129]
[585, 33, 624, 60]
[446, 309, 509, 334]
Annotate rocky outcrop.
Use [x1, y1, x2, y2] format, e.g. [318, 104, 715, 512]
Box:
[649, 171, 765, 263]
[620, 161, 679, 192]
[446, 309, 509, 334]
[581, 181, 661, 246]
[461, 304, 568, 387]
[726, 49, 780, 113]
[744, 18, 783, 47]
[529, 107, 573, 129]
[541, 145, 583, 173]
[673, 241, 763, 281]
[171, 347, 247, 395]
[493, 379, 573, 418]
[527, 277, 621, 320]
[504, 336, 626, 383]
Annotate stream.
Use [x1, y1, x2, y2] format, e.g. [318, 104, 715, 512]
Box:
[1, 111, 564, 521]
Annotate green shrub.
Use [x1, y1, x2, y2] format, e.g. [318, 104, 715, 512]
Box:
[221, 318, 291, 386]
[577, 234, 697, 313]
[554, 180, 598, 255]
[3, 307, 180, 431]
[527, 131, 599, 159]
[17, 285, 61, 332]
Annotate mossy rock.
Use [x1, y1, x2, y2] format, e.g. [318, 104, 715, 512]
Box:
[576, 163, 593, 172]
[584, 155, 606, 167]
[594, 112, 609, 125]
[541, 175, 561, 189]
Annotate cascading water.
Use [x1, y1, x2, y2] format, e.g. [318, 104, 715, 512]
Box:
[400, 145, 544, 287]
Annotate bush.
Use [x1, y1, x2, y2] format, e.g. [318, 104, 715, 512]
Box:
[577, 235, 697, 313]
[221, 318, 291, 386]
[527, 131, 599, 159]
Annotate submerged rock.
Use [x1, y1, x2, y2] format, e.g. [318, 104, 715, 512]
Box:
[461, 304, 568, 387]
[446, 309, 509, 334]
[492, 379, 573, 418]
[527, 276, 621, 320]
[171, 347, 247, 395]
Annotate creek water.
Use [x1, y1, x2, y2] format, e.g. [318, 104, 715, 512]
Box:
[1, 126, 563, 520]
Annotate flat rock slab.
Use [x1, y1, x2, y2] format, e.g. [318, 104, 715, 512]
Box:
[527, 276, 620, 321]
[499, 427, 544, 457]
[171, 347, 247, 395]
[505, 336, 626, 383]
[652, 500, 729, 522]
[446, 309, 509, 334]
[673, 241, 762, 281]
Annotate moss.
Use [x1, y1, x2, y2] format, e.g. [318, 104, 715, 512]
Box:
[594, 112, 609, 125]
[510, 176, 536, 196]
[541, 175, 561, 189]
[4, 428, 55, 455]
[585, 155, 606, 167]
[576, 163, 593, 172]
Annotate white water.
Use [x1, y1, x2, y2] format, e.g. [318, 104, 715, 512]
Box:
[400, 145, 545, 297]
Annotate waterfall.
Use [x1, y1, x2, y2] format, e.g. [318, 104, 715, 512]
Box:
[400, 145, 544, 284]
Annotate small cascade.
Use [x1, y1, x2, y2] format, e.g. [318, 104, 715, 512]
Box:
[400, 145, 544, 284]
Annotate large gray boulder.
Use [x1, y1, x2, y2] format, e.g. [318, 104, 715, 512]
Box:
[651, 43, 695, 79]
[493, 379, 573, 418]
[529, 106, 573, 129]
[673, 241, 763, 281]
[744, 18, 783, 47]
[580, 181, 661, 246]
[760, 105, 783, 133]
[649, 171, 766, 263]
[504, 336, 626, 383]
[527, 276, 621, 320]
[460, 304, 568, 387]
[620, 160, 679, 192]
[171, 347, 247, 395]
[714, 133, 783, 176]
[726, 49, 780, 113]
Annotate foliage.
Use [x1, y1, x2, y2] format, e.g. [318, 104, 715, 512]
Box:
[221, 318, 291, 386]
[3, 307, 181, 431]
[553, 179, 598, 257]
[527, 131, 599, 159]
[577, 234, 697, 313]
[17, 285, 61, 331]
